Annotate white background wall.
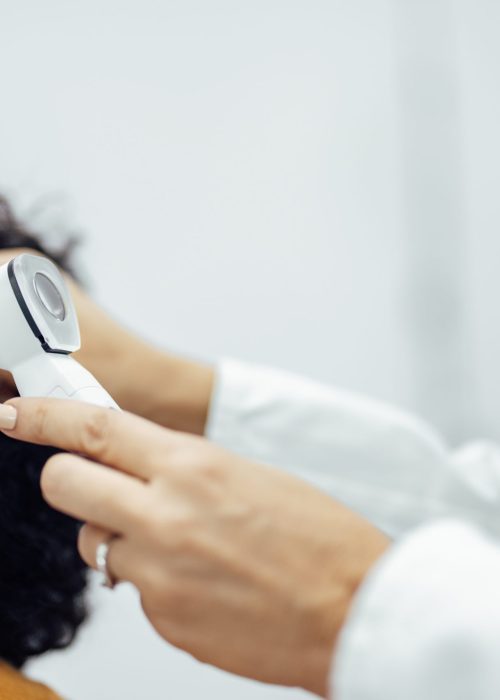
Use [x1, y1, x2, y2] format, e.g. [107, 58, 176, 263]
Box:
[0, 1, 499, 698]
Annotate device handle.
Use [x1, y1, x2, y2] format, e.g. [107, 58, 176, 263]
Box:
[12, 354, 120, 410]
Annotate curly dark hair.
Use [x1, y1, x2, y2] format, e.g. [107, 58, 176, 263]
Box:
[0, 195, 88, 668]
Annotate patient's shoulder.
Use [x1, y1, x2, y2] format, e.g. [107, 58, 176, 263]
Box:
[0, 664, 62, 700]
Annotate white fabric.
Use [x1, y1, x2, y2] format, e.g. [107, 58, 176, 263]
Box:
[333, 521, 500, 700]
[205, 359, 500, 699]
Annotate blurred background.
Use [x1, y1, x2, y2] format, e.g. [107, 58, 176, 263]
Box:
[0, 0, 499, 697]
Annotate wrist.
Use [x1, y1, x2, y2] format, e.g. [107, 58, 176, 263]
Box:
[302, 525, 390, 697]
[120, 346, 214, 434]
[142, 350, 215, 435]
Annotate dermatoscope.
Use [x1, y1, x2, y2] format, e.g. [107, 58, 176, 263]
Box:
[0, 253, 119, 409]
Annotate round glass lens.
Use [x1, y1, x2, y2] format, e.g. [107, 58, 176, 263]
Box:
[34, 273, 66, 321]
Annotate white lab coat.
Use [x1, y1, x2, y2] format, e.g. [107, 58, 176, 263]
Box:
[206, 360, 500, 699]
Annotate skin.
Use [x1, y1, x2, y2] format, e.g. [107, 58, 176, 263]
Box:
[0, 248, 390, 695]
[1, 399, 388, 697]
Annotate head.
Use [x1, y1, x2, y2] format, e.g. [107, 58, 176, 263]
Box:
[0, 195, 88, 668]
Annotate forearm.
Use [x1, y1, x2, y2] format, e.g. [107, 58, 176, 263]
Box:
[114, 343, 214, 435]
[71, 286, 464, 541]
[70, 285, 214, 434]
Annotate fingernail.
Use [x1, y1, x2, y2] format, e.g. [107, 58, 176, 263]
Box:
[0, 404, 17, 430]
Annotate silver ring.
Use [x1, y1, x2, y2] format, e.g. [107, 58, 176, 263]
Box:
[96, 536, 118, 589]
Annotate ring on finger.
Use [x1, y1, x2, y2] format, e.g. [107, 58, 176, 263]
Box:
[96, 535, 119, 590]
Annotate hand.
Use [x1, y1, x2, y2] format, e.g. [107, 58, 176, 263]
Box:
[0, 398, 389, 697]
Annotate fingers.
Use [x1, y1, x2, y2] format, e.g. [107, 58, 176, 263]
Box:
[2, 397, 179, 479]
[42, 452, 150, 533]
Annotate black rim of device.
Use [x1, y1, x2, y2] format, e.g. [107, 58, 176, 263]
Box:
[7, 259, 70, 355]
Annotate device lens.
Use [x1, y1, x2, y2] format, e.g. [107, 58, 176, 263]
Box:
[33, 273, 66, 321]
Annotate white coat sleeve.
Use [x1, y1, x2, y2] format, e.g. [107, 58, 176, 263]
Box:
[205, 359, 500, 539]
[206, 360, 500, 699]
[333, 520, 500, 700]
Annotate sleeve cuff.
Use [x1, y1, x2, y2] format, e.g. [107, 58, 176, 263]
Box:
[332, 520, 500, 700]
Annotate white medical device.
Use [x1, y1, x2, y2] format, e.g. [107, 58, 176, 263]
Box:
[0, 253, 119, 409]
